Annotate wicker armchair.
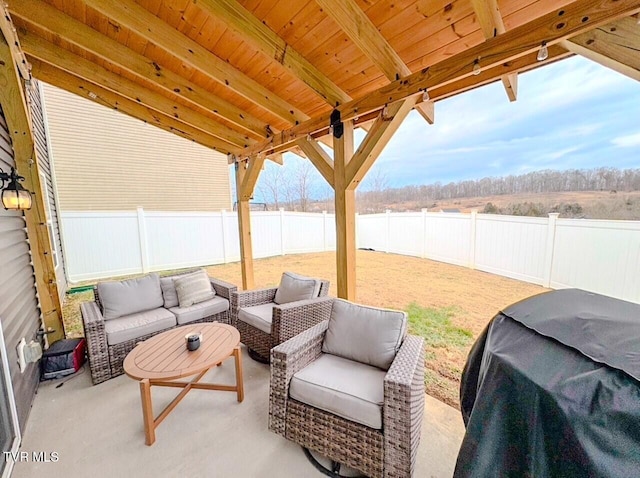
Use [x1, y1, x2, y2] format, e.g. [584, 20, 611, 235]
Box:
[269, 301, 425, 478]
[231, 273, 331, 362]
[81, 273, 237, 385]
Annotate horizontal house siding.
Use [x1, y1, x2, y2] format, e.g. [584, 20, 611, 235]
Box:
[27, 80, 67, 298]
[40, 83, 232, 212]
[0, 108, 42, 431]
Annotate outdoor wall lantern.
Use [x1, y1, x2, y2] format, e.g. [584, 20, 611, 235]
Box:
[0, 167, 33, 210]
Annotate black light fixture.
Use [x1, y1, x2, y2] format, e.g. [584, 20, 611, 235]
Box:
[0, 167, 33, 210]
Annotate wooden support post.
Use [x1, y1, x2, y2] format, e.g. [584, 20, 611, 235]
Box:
[334, 121, 356, 300]
[235, 161, 254, 290]
[0, 31, 64, 341]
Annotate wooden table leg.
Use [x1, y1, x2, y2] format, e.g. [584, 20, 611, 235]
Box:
[234, 346, 244, 402]
[140, 378, 155, 446]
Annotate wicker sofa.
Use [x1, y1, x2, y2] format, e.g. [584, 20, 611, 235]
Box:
[269, 299, 425, 478]
[231, 272, 331, 362]
[81, 270, 237, 384]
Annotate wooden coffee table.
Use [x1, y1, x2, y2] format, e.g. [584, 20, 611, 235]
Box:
[123, 322, 243, 445]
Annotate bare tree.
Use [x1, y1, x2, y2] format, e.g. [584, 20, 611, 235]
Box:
[256, 164, 285, 209]
[358, 168, 391, 212]
[291, 160, 316, 211]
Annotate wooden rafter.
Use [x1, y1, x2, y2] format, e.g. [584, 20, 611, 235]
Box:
[561, 39, 640, 81]
[9, 0, 268, 140]
[196, 0, 350, 106]
[562, 16, 640, 81]
[470, 0, 518, 101]
[83, 0, 309, 125]
[30, 58, 236, 152]
[240, 0, 640, 159]
[0, 32, 64, 342]
[21, 33, 245, 152]
[316, 0, 434, 124]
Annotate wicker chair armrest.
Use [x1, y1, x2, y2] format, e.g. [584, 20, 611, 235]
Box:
[232, 287, 278, 308]
[272, 296, 334, 343]
[81, 301, 105, 328]
[269, 320, 329, 437]
[209, 277, 237, 300]
[383, 335, 426, 478]
[80, 301, 111, 384]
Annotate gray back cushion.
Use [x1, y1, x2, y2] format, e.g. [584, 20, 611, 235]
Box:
[322, 299, 407, 370]
[97, 274, 164, 320]
[274, 272, 321, 305]
[174, 269, 215, 308]
[160, 277, 179, 308]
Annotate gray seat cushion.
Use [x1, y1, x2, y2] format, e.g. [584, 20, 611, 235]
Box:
[169, 296, 229, 325]
[290, 353, 386, 429]
[274, 272, 321, 305]
[322, 299, 407, 370]
[104, 308, 177, 345]
[97, 274, 164, 320]
[237, 303, 275, 334]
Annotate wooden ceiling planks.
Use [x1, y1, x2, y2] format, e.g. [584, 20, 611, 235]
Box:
[8, 0, 638, 158]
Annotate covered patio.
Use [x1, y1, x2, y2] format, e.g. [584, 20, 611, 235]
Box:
[5, 0, 640, 319]
[13, 346, 465, 477]
[1, 1, 640, 477]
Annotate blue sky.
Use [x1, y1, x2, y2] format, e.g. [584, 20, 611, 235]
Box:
[254, 55, 640, 199]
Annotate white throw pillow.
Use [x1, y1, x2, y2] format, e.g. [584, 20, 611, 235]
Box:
[174, 269, 215, 308]
[322, 299, 407, 370]
[273, 272, 320, 305]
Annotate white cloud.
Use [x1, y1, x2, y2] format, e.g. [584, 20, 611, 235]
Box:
[542, 146, 581, 161]
[611, 132, 640, 148]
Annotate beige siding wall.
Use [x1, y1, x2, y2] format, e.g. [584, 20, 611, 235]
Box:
[41, 83, 232, 212]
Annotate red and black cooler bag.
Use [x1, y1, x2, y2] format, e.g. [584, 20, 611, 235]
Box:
[41, 338, 86, 380]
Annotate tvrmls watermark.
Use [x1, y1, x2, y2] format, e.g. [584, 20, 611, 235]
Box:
[4, 451, 59, 463]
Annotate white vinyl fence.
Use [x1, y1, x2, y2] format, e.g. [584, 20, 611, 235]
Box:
[61, 209, 640, 304]
[61, 209, 336, 282]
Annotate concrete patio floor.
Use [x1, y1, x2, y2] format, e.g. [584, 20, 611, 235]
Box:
[14, 345, 465, 478]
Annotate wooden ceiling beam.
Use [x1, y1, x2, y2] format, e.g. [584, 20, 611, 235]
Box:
[30, 58, 233, 153]
[295, 137, 335, 187]
[9, 0, 268, 140]
[470, 0, 518, 102]
[21, 32, 248, 150]
[430, 45, 571, 100]
[562, 16, 640, 81]
[240, 46, 570, 157]
[196, 0, 350, 106]
[240, 0, 640, 159]
[316, 0, 435, 124]
[83, 0, 309, 125]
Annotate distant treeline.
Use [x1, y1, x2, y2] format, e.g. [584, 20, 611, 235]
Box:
[365, 168, 640, 202]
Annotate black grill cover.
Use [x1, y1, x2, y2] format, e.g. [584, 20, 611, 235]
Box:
[455, 289, 640, 478]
